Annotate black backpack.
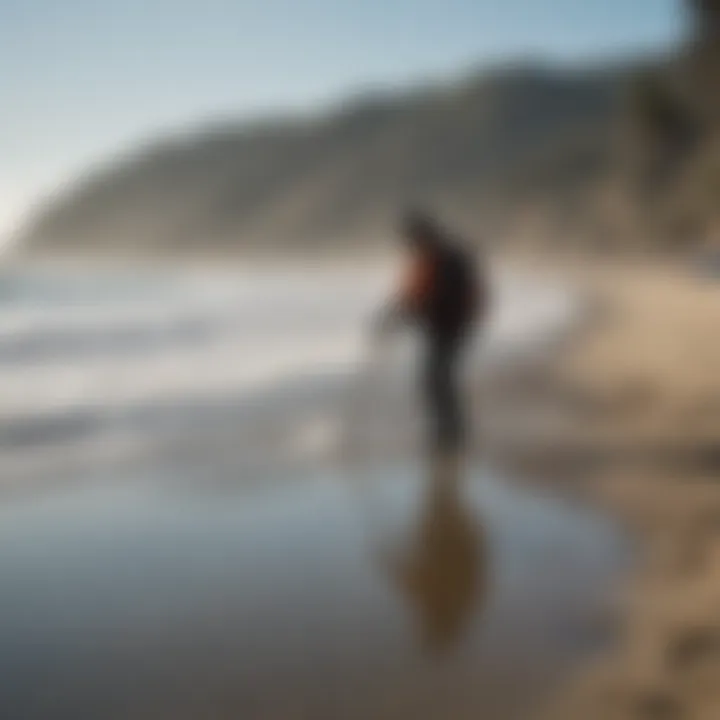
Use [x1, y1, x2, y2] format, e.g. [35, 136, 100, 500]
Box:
[425, 243, 482, 336]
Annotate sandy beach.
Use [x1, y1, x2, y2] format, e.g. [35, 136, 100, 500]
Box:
[5, 258, 719, 719]
[4, 253, 720, 720]
[486, 262, 720, 720]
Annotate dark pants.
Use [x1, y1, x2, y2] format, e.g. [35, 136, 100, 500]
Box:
[421, 332, 467, 454]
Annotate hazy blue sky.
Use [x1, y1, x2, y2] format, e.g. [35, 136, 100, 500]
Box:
[1, 0, 683, 236]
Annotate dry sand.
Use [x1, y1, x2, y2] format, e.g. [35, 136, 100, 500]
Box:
[490, 262, 720, 720]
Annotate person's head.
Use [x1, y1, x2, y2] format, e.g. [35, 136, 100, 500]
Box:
[399, 210, 442, 253]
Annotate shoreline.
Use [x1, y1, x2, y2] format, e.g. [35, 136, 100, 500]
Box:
[0, 256, 695, 717]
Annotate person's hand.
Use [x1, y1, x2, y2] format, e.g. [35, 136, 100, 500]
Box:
[369, 304, 399, 343]
[369, 310, 391, 344]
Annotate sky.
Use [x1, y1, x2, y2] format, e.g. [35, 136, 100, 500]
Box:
[1, 0, 683, 238]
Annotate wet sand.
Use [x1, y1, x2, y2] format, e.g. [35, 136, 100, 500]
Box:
[0, 458, 626, 720]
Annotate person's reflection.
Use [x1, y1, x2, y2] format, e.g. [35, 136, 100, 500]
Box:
[381, 456, 488, 655]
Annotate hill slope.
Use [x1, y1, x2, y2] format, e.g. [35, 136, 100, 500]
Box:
[19, 64, 625, 255]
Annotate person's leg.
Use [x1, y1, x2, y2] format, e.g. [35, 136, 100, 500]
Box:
[421, 337, 440, 454]
[423, 334, 465, 454]
[438, 335, 464, 452]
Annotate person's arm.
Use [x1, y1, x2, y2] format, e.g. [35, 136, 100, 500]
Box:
[373, 254, 432, 337]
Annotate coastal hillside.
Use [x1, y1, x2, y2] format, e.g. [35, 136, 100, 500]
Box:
[18, 64, 623, 255]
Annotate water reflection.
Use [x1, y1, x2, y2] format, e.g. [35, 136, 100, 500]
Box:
[381, 455, 487, 655]
[0, 455, 627, 720]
